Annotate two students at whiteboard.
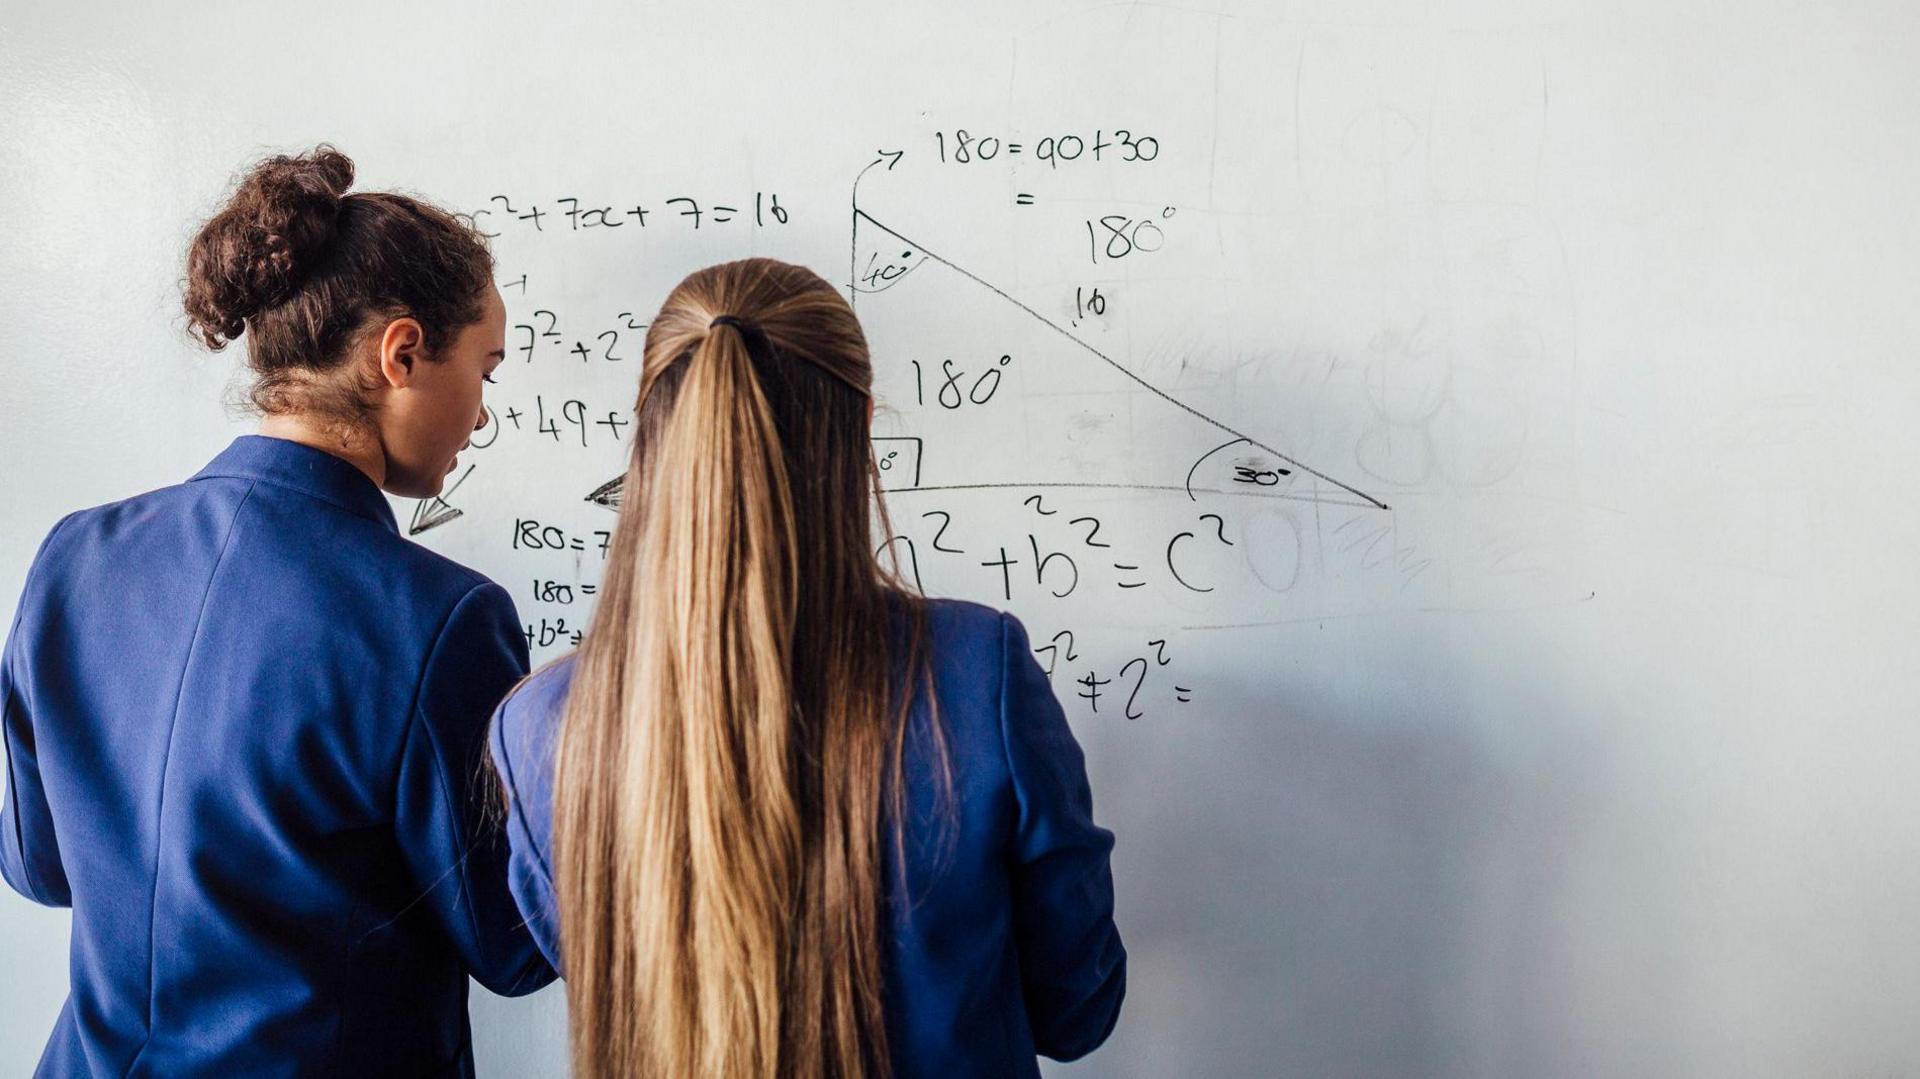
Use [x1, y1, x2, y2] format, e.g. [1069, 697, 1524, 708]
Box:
[0, 145, 1124, 1076]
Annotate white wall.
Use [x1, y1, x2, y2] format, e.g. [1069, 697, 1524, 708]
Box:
[4, 2, 1919, 1075]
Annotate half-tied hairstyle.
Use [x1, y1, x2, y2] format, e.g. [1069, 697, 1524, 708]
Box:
[550, 258, 942, 1078]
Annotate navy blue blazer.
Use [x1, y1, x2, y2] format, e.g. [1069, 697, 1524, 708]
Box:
[1, 435, 555, 1077]
[490, 598, 1126, 1077]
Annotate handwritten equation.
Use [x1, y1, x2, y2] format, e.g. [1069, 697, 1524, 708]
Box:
[455, 191, 791, 237]
[411, 128, 1446, 726]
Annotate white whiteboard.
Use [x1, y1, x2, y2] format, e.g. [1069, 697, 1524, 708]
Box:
[5, 2, 1920, 1075]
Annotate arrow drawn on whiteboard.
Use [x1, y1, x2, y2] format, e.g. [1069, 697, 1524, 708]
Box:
[585, 475, 624, 509]
[408, 463, 475, 536]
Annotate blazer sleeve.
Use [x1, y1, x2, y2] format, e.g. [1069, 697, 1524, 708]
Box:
[1, 519, 73, 908]
[998, 611, 1127, 1061]
[394, 581, 556, 997]
[487, 689, 564, 974]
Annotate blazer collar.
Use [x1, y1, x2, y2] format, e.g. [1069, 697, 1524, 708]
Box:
[192, 435, 400, 535]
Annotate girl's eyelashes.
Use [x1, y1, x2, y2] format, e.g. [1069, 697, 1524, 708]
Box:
[483, 372, 499, 384]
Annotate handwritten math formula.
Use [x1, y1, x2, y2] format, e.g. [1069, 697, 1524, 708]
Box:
[416, 129, 1442, 726]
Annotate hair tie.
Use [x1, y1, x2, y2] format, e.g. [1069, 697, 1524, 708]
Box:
[688, 311, 870, 399]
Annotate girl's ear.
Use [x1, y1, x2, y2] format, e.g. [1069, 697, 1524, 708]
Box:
[377, 317, 428, 387]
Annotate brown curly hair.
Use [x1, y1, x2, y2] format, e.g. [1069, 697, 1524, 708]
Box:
[182, 144, 493, 421]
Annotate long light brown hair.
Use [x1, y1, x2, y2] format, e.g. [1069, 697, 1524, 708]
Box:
[552, 258, 936, 1078]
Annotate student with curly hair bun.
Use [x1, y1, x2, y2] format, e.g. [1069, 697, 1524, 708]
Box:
[0, 145, 553, 1076]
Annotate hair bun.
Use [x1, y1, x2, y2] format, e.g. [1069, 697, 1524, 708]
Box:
[183, 145, 355, 350]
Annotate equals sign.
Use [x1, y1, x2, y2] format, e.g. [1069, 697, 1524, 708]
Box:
[1113, 563, 1145, 588]
[1015, 193, 1035, 206]
[579, 585, 598, 595]
[570, 540, 585, 551]
[1174, 686, 1192, 703]
[1006, 143, 1023, 154]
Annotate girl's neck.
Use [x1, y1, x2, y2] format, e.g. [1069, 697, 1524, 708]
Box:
[258, 414, 387, 490]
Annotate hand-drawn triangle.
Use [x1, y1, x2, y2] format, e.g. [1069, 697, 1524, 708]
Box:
[849, 207, 1387, 511]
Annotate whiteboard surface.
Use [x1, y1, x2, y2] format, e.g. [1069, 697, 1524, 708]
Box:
[4, 2, 1919, 1075]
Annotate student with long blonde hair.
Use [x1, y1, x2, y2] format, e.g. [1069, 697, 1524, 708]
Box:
[490, 258, 1125, 1077]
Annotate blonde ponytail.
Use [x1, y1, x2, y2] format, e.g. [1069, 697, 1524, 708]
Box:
[552, 259, 927, 1078]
